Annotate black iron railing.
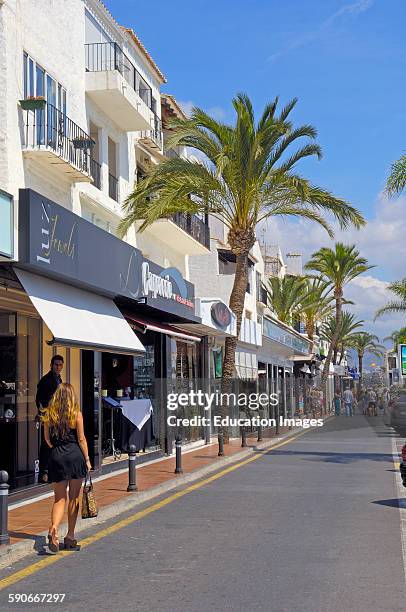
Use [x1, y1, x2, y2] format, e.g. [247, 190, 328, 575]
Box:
[90, 158, 101, 190]
[256, 284, 268, 304]
[165, 148, 180, 159]
[139, 112, 163, 149]
[109, 172, 118, 201]
[172, 213, 210, 249]
[21, 101, 94, 175]
[85, 42, 153, 109]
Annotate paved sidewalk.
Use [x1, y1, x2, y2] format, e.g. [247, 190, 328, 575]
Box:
[2, 426, 296, 564]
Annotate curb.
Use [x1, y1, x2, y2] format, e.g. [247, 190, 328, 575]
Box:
[0, 421, 327, 569]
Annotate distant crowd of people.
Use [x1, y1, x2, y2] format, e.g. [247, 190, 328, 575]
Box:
[333, 385, 390, 417]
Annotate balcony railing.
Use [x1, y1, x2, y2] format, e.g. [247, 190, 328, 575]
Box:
[165, 148, 180, 159]
[138, 112, 163, 150]
[109, 172, 119, 201]
[21, 101, 94, 175]
[85, 42, 152, 109]
[90, 158, 101, 190]
[172, 213, 210, 249]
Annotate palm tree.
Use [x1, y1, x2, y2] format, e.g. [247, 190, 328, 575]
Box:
[306, 244, 372, 389]
[349, 332, 384, 382]
[299, 278, 334, 350]
[375, 279, 406, 320]
[265, 275, 307, 325]
[383, 327, 406, 351]
[120, 94, 365, 384]
[321, 312, 364, 365]
[386, 155, 406, 196]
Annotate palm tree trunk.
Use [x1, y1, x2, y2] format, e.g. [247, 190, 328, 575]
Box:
[338, 344, 344, 365]
[306, 318, 315, 352]
[221, 252, 249, 441]
[358, 352, 363, 381]
[321, 289, 343, 410]
[222, 253, 249, 378]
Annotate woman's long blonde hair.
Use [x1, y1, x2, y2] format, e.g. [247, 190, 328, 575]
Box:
[41, 383, 80, 439]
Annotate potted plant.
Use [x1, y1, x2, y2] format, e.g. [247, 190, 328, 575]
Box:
[72, 136, 94, 149]
[19, 96, 46, 110]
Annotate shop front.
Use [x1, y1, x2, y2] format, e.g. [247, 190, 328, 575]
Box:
[260, 316, 313, 418]
[0, 188, 201, 493]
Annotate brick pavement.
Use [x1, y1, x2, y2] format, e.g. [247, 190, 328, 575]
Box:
[6, 428, 287, 548]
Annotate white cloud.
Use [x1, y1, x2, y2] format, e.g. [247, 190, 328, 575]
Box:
[268, 0, 374, 62]
[178, 100, 194, 117]
[258, 190, 406, 341]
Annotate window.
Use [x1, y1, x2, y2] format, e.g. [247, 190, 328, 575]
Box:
[22, 52, 66, 111]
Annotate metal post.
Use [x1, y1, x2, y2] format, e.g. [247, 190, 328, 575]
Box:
[257, 423, 263, 442]
[174, 435, 183, 474]
[241, 426, 247, 447]
[0, 471, 10, 546]
[127, 445, 137, 492]
[218, 430, 224, 456]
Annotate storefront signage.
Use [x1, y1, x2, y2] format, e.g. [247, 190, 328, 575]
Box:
[18, 189, 197, 321]
[399, 344, 406, 376]
[0, 190, 13, 258]
[211, 301, 232, 328]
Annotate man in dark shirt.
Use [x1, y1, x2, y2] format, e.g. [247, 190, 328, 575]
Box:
[36, 355, 64, 482]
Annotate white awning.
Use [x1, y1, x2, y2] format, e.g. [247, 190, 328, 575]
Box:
[15, 269, 145, 355]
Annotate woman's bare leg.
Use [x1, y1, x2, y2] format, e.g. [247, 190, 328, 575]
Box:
[66, 479, 83, 540]
[50, 481, 68, 541]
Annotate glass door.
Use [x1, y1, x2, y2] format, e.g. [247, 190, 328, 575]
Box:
[36, 64, 45, 145]
[46, 74, 57, 148]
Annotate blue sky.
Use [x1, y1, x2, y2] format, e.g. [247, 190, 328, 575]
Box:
[106, 0, 406, 344]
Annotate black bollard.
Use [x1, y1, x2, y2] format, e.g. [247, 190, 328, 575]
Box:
[174, 435, 183, 474]
[127, 445, 137, 492]
[241, 426, 247, 447]
[218, 430, 224, 457]
[257, 423, 263, 442]
[0, 471, 10, 546]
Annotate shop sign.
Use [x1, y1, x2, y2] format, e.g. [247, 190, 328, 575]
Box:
[17, 189, 198, 320]
[210, 301, 232, 328]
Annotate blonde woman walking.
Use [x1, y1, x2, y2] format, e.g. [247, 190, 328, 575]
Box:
[41, 383, 91, 553]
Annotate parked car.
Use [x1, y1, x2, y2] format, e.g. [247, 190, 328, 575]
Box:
[387, 392, 406, 434]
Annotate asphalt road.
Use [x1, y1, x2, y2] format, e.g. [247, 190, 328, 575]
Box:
[1, 416, 405, 612]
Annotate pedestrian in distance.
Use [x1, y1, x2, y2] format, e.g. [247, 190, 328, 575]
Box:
[41, 383, 91, 554]
[343, 387, 354, 417]
[333, 392, 341, 416]
[36, 355, 64, 483]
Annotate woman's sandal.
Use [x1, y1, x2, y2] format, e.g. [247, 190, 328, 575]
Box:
[48, 528, 59, 554]
[64, 537, 78, 550]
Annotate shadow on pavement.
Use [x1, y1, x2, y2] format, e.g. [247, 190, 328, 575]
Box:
[372, 498, 406, 509]
[263, 449, 394, 464]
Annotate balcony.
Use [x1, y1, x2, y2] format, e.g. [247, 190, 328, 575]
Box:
[85, 42, 153, 131]
[239, 318, 262, 347]
[108, 173, 119, 202]
[90, 158, 101, 190]
[256, 284, 268, 305]
[138, 112, 163, 151]
[137, 212, 210, 255]
[21, 101, 93, 181]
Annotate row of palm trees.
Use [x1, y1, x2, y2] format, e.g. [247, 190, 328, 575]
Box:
[264, 259, 384, 380]
[118, 93, 377, 392]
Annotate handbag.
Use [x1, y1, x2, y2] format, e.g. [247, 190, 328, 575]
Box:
[81, 471, 98, 519]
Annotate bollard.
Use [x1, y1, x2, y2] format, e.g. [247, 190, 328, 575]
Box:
[218, 430, 224, 456]
[127, 445, 137, 492]
[0, 471, 10, 546]
[241, 426, 247, 448]
[257, 423, 263, 442]
[174, 435, 183, 474]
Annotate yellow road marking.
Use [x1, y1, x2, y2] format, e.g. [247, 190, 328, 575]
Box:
[0, 430, 309, 591]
